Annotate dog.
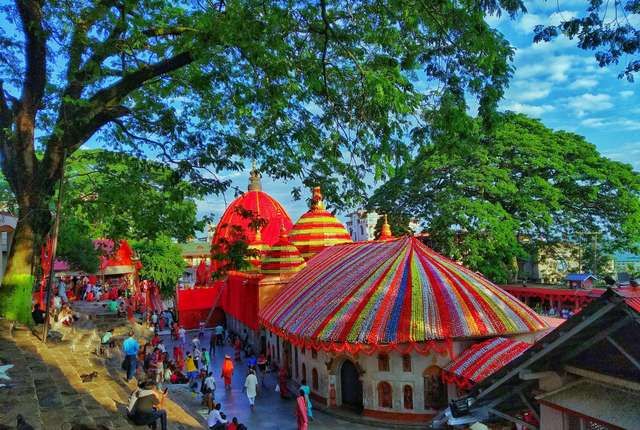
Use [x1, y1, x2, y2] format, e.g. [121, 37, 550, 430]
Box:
[80, 371, 98, 383]
[16, 414, 34, 430]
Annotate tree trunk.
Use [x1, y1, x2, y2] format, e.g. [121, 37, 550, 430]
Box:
[0, 197, 51, 324]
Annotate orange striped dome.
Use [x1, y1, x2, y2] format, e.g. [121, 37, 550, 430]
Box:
[289, 187, 352, 260]
[261, 227, 306, 277]
[246, 229, 270, 270]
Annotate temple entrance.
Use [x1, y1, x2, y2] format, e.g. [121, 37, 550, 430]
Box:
[340, 360, 363, 412]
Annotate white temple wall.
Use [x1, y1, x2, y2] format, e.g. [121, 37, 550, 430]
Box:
[265, 330, 477, 421]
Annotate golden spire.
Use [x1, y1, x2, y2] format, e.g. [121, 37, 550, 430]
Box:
[255, 227, 262, 242]
[310, 186, 325, 211]
[379, 214, 394, 241]
[248, 161, 262, 191]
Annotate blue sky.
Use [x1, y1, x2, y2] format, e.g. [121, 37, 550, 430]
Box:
[201, 1, 640, 227]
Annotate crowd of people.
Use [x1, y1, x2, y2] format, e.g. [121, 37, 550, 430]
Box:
[32, 277, 316, 429]
[121, 326, 266, 430]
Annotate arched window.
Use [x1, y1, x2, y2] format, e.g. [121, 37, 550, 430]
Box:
[402, 354, 412, 372]
[377, 381, 392, 408]
[311, 349, 318, 359]
[423, 366, 447, 410]
[377, 353, 390, 371]
[301, 363, 307, 383]
[312, 368, 319, 390]
[403, 385, 413, 410]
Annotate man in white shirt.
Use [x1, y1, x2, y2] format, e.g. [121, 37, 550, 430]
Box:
[244, 369, 258, 409]
[207, 403, 227, 429]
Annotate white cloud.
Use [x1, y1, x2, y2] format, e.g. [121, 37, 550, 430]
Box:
[511, 84, 552, 102]
[514, 10, 577, 33]
[580, 117, 607, 128]
[567, 93, 613, 116]
[620, 90, 634, 98]
[503, 102, 555, 117]
[516, 55, 576, 82]
[603, 142, 640, 171]
[580, 117, 640, 131]
[568, 78, 598, 90]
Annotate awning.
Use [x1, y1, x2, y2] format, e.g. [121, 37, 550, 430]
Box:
[537, 379, 640, 429]
[442, 337, 531, 389]
[101, 265, 135, 275]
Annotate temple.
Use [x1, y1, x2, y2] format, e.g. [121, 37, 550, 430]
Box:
[175, 168, 554, 424]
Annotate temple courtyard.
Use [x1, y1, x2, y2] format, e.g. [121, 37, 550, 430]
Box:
[0, 315, 409, 430]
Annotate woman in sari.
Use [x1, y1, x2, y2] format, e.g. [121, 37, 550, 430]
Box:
[295, 389, 308, 430]
[221, 355, 234, 390]
[278, 365, 289, 399]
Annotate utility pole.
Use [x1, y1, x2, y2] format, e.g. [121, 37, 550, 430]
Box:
[42, 153, 66, 343]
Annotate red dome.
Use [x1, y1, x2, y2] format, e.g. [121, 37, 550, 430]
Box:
[212, 170, 293, 250]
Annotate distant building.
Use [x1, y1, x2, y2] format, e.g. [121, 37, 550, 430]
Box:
[565, 273, 597, 289]
[345, 210, 381, 242]
[0, 212, 17, 281]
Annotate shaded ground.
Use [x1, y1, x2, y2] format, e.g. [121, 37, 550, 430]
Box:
[0, 311, 419, 430]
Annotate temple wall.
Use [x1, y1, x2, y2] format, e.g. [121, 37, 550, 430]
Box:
[265, 330, 473, 422]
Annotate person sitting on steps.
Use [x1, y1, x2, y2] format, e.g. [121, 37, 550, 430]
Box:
[126, 380, 168, 430]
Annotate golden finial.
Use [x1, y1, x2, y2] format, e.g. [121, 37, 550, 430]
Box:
[248, 161, 262, 191]
[311, 186, 325, 211]
[255, 227, 262, 242]
[380, 214, 394, 240]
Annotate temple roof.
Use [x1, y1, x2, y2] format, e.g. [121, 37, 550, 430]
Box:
[261, 236, 547, 353]
[212, 169, 293, 249]
[261, 226, 307, 278]
[288, 187, 351, 260]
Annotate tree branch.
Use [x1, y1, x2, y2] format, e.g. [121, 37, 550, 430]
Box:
[89, 51, 194, 107]
[142, 26, 197, 37]
[16, 0, 46, 112]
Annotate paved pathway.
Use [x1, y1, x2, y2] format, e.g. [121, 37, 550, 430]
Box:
[0, 319, 201, 430]
[160, 330, 378, 430]
[0, 318, 400, 430]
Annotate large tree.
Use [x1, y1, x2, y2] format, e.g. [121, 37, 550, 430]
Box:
[370, 104, 640, 282]
[0, 0, 522, 322]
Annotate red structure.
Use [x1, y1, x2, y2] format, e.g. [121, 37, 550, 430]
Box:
[211, 167, 293, 257]
[442, 337, 531, 389]
[501, 284, 605, 312]
[175, 282, 226, 329]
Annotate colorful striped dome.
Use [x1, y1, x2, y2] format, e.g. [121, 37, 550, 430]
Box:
[246, 229, 270, 270]
[261, 227, 307, 277]
[260, 237, 547, 354]
[288, 187, 351, 260]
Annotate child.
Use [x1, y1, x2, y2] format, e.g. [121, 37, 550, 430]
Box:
[198, 320, 206, 338]
[202, 347, 210, 371]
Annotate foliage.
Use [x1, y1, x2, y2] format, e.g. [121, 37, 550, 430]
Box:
[56, 217, 100, 273]
[132, 235, 185, 296]
[370, 106, 640, 283]
[61, 150, 204, 241]
[532, 1, 640, 80]
[0, 175, 17, 213]
[0, 0, 524, 322]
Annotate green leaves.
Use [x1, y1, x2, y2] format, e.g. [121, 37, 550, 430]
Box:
[60, 149, 204, 242]
[371, 111, 640, 283]
[132, 235, 186, 296]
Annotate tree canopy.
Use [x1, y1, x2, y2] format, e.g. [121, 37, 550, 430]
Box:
[0, 0, 524, 322]
[132, 235, 185, 297]
[60, 149, 203, 241]
[370, 106, 640, 283]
